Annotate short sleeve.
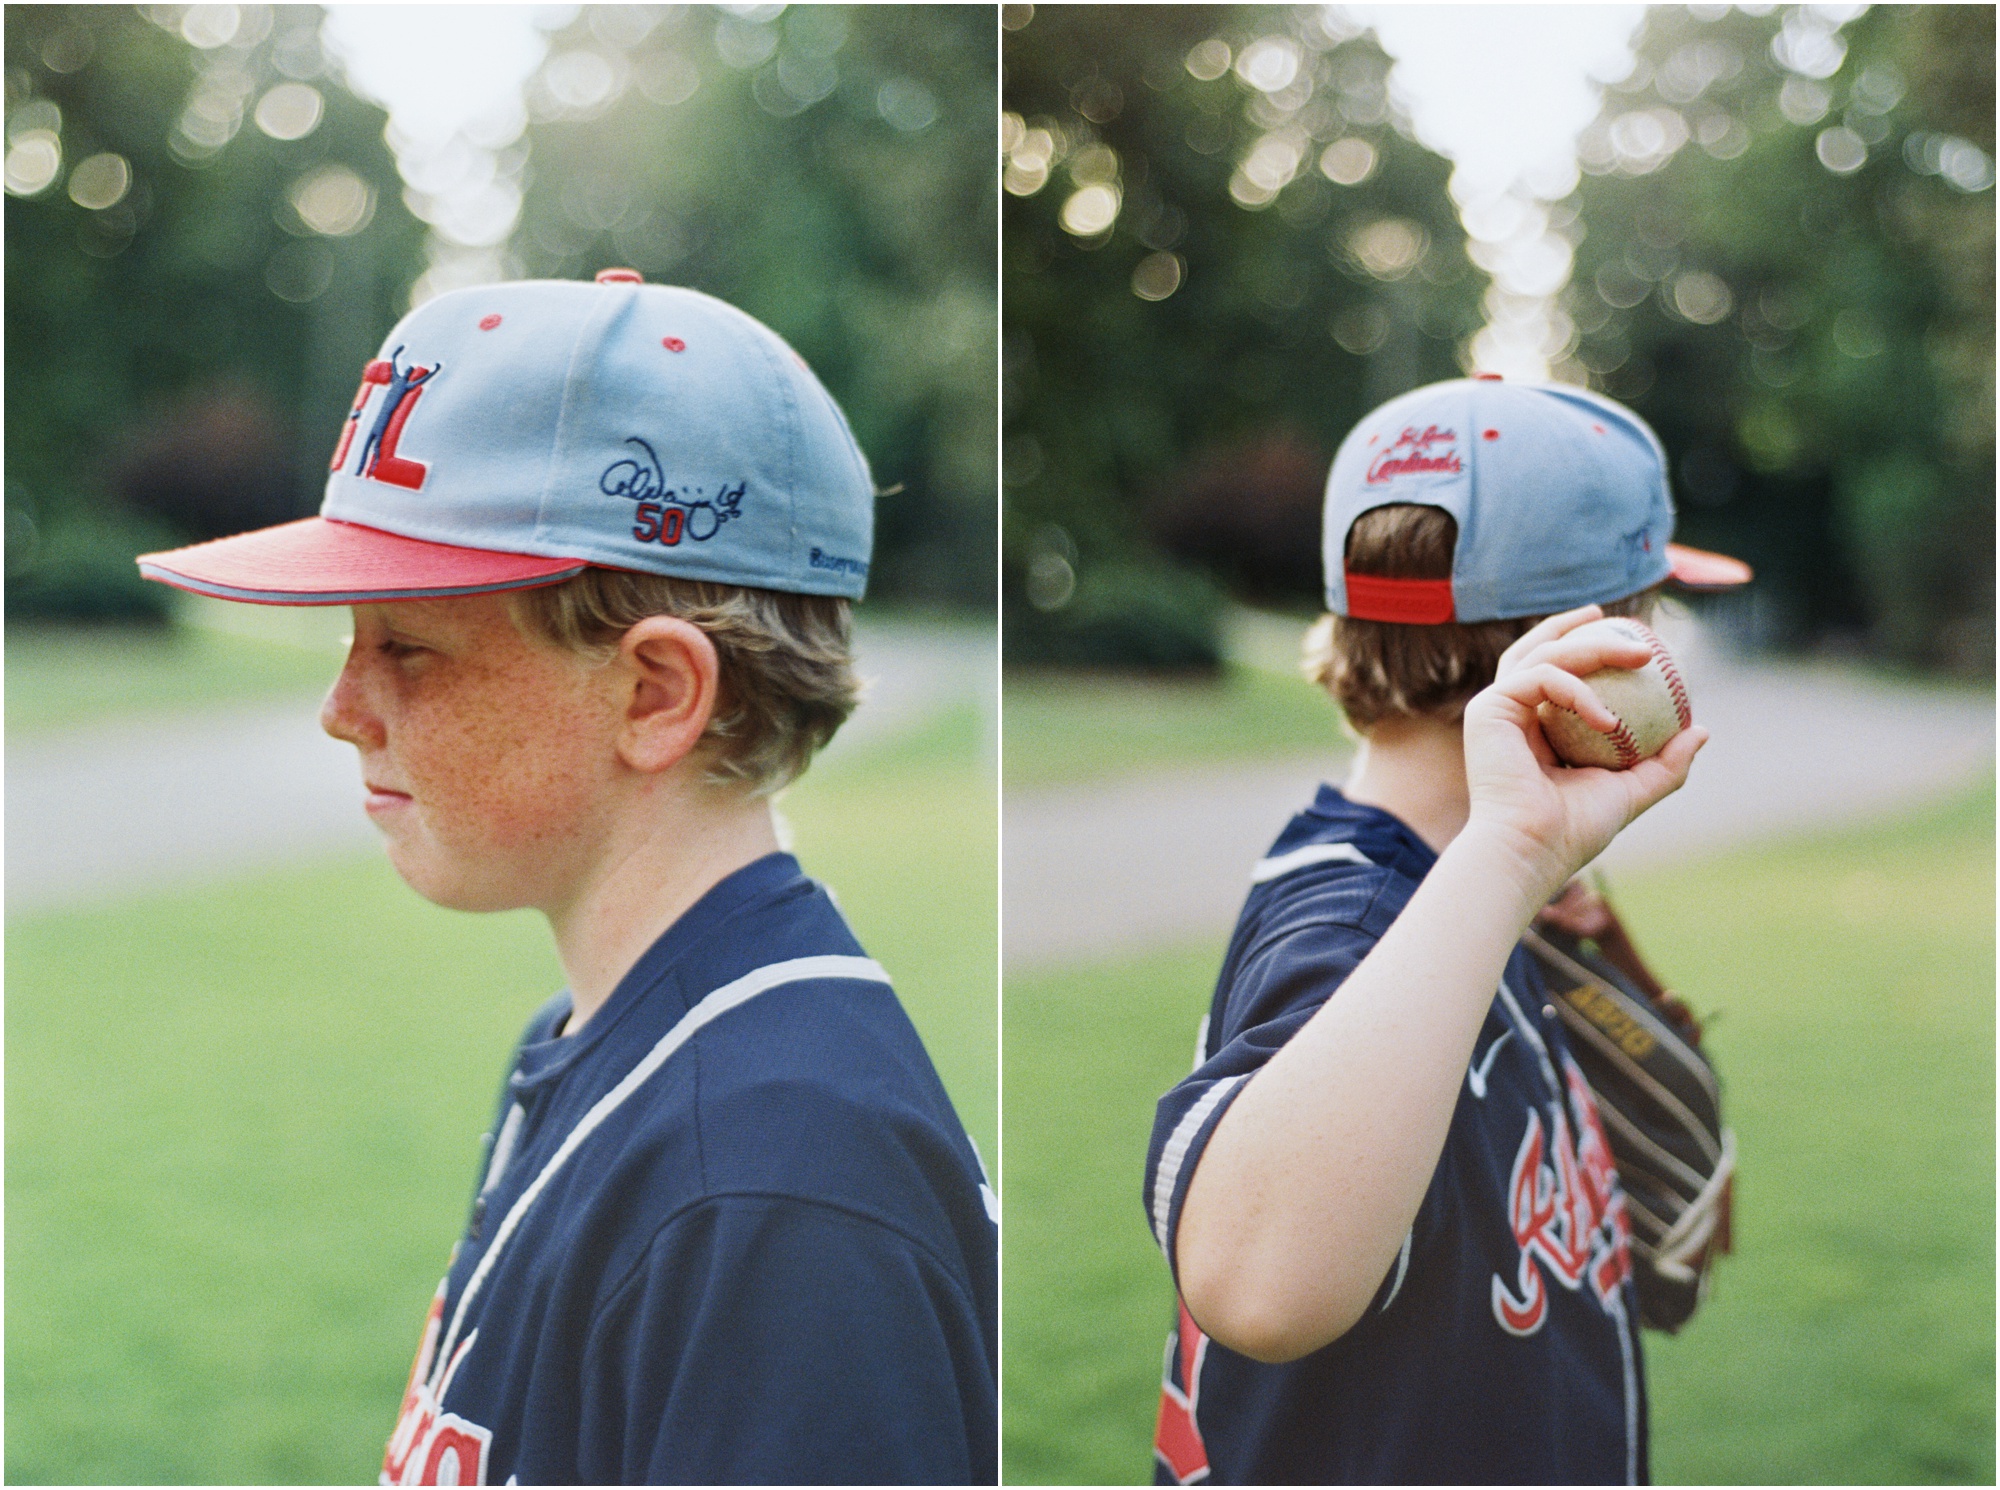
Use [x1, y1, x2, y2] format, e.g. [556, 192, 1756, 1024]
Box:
[1143, 915, 1379, 1283]
[576, 1195, 997, 1485]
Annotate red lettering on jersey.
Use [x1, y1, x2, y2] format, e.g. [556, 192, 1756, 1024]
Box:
[383, 1283, 493, 1485]
[1491, 1059, 1636, 1336]
[1566, 1061, 1634, 1303]
[384, 1285, 445, 1483]
[1154, 1297, 1212, 1484]
[420, 1418, 491, 1486]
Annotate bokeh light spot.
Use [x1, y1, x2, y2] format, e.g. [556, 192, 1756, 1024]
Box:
[1131, 252, 1183, 302]
[255, 83, 324, 140]
[1815, 126, 1867, 175]
[1672, 270, 1733, 324]
[1060, 183, 1120, 238]
[1319, 138, 1377, 186]
[1184, 39, 1231, 83]
[1348, 219, 1428, 281]
[878, 78, 938, 133]
[290, 164, 376, 236]
[67, 152, 131, 211]
[180, 5, 242, 50]
[1235, 36, 1302, 94]
[4, 132, 62, 197]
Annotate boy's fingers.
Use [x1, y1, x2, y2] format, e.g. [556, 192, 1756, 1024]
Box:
[1497, 605, 1603, 673]
[1521, 633, 1653, 678]
[1488, 662, 1620, 732]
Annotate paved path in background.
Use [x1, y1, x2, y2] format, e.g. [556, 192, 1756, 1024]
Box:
[5, 623, 995, 916]
[1004, 614, 1993, 971]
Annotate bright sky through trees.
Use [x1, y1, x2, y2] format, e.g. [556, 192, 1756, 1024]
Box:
[321, 5, 552, 301]
[1360, 4, 1647, 379]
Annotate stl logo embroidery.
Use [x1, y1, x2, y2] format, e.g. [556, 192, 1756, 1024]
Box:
[599, 436, 746, 548]
[1366, 424, 1463, 483]
[382, 1283, 493, 1486]
[331, 347, 443, 491]
[1490, 1059, 1632, 1336]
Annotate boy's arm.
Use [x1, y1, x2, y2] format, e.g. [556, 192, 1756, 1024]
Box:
[1175, 607, 1708, 1364]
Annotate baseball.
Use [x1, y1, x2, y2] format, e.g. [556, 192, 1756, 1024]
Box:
[1536, 618, 1693, 769]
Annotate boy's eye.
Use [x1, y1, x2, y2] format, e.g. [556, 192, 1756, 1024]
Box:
[378, 638, 427, 660]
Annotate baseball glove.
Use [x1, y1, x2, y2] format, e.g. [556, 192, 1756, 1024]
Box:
[1524, 886, 1734, 1334]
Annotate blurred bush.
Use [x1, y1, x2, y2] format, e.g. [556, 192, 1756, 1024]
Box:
[1005, 550, 1224, 673]
[515, 6, 996, 609]
[1002, 5, 1481, 669]
[5, 4, 424, 624]
[1565, 4, 1994, 672]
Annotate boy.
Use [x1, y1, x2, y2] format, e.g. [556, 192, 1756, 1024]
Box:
[138, 271, 997, 1485]
[1145, 376, 1749, 1484]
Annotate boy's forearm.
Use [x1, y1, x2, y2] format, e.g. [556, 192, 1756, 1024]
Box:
[1176, 825, 1553, 1362]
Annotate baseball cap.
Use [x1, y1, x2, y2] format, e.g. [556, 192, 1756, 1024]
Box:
[137, 270, 876, 605]
[1323, 374, 1751, 624]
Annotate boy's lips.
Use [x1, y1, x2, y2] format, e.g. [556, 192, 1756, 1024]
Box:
[364, 783, 414, 814]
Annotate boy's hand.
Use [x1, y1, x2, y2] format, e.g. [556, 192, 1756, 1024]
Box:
[1460, 605, 1708, 905]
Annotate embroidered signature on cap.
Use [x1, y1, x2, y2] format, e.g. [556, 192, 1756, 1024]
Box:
[1366, 424, 1463, 484]
[599, 436, 745, 547]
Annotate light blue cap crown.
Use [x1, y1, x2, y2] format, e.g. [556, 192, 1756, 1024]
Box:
[1323, 377, 1677, 623]
[322, 276, 876, 598]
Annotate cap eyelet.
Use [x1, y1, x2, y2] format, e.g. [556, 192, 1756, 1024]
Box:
[478, 314, 503, 330]
[1482, 428, 1499, 440]
[662, 337, 686, 353]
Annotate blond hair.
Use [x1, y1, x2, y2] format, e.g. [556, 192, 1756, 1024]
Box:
[510, 569, 858, 795]
[1304, 504, 1656, 730]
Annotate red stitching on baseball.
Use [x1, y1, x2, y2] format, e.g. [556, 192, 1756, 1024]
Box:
[1608, 717, 1640, 767]
[1622, 619, 1692, 730]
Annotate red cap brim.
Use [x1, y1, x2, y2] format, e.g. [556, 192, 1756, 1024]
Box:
[1666, 542, 1753, 591]
[137, 518, 588, 606]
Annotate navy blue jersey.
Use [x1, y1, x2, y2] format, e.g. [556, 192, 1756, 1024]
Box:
[1145, 788, 1645, 1486]
[383, 853, 998, 1485]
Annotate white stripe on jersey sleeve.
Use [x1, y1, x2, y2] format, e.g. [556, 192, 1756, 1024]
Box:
[1250, 841, 1375, 883]
[1150, 1074, 1246, 1255]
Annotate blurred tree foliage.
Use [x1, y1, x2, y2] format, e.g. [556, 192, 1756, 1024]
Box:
[515, 5, 996, 609]
[5, 3, 423, 623]
[1002, 4, 1481, 669]
[1566, 3, 1995, 672]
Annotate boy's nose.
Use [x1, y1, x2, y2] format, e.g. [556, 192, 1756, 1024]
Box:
[320, 661, 386, 751]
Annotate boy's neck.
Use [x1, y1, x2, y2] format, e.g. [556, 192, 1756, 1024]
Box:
[1341, 715, 1471, 854]
[546, 790, 782, 1032]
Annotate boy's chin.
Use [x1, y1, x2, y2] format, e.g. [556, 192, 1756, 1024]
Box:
[382, 845, 536, 916]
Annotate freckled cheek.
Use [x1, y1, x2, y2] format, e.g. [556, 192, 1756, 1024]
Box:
[402, 681, 607, 852]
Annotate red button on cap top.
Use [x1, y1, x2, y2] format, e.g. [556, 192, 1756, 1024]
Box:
[1474, 371, 1503, 381]
[595, 268, 644, 284]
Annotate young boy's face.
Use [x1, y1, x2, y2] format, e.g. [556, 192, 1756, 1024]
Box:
[320, 593, 620, 914]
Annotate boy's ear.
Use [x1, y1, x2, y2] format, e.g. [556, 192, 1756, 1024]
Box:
[614, 616, 721, 774]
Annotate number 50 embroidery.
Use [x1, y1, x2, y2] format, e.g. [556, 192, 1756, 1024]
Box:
[632, 503, 687, 546]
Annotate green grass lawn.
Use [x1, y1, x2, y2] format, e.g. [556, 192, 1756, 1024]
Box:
[1004, 664, 1348, 789]
[6, 702, 995, 1485]
[1003, 781, 1995, 1485]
